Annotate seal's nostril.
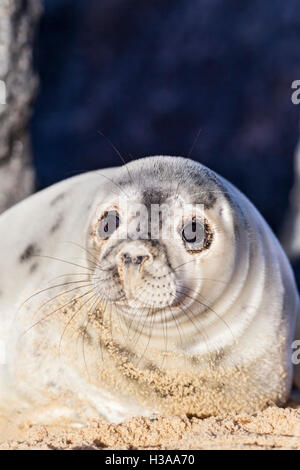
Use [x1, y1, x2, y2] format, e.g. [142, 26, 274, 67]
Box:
[121, 252, 150, 265]
[122, 253, 131, 264]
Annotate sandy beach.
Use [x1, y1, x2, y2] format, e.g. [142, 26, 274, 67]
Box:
[1, 397, 300, 450]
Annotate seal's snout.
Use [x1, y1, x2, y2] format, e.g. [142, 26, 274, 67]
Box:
[117, 245, 152, 298]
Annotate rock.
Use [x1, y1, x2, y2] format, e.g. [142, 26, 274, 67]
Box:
[0, 0, 41, 213]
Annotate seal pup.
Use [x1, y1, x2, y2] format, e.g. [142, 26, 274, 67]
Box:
[0, 156, 299, 424]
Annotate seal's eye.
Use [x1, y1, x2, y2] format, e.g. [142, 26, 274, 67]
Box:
[98, 210, 120, 239]
[182, 218, 213, 252]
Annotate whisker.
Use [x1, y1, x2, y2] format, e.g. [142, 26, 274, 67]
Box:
[94, 169, 130, 199]
[52, 241, 99, 268]
[63, 241, 99, 264]
[21, 288, 95, 337]
[97, 298, 110, 362]
[188, 127, 202, 158]
[97, 131, 134, 188]
[176, 286, 235, 342]
[160, 307, 168, 369]
[122, 286, 150, 339]
[176, 275, 227, 285]
[32, 254, 93, 272]
[71, 256, 98, 269]
[59, 291, 98, 355]
[128, 290, 155, 349]
[173, 259, 196, 271]
[135, 304, 156, 367]
[48, 272, 92, 282]
[19, 279, 94, 310]
[123, 284, 157, 346]
[164, 303, 191, 370]
[81, 293, 105, 378]
[169, 291, 210, 356]
[166, 303, 186, 353]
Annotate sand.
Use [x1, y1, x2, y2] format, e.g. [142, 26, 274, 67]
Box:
[1, 397, 300, 450]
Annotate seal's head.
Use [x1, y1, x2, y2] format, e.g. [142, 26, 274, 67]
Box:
[87, 156, 243, 345]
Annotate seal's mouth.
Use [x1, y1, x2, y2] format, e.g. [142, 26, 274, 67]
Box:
[115, 293, 184, 311]
[91, 256, 199, 320]
[110, 277, 194, 321]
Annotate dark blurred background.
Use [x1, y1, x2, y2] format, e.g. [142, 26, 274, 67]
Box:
[31, 0, 300, 236]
